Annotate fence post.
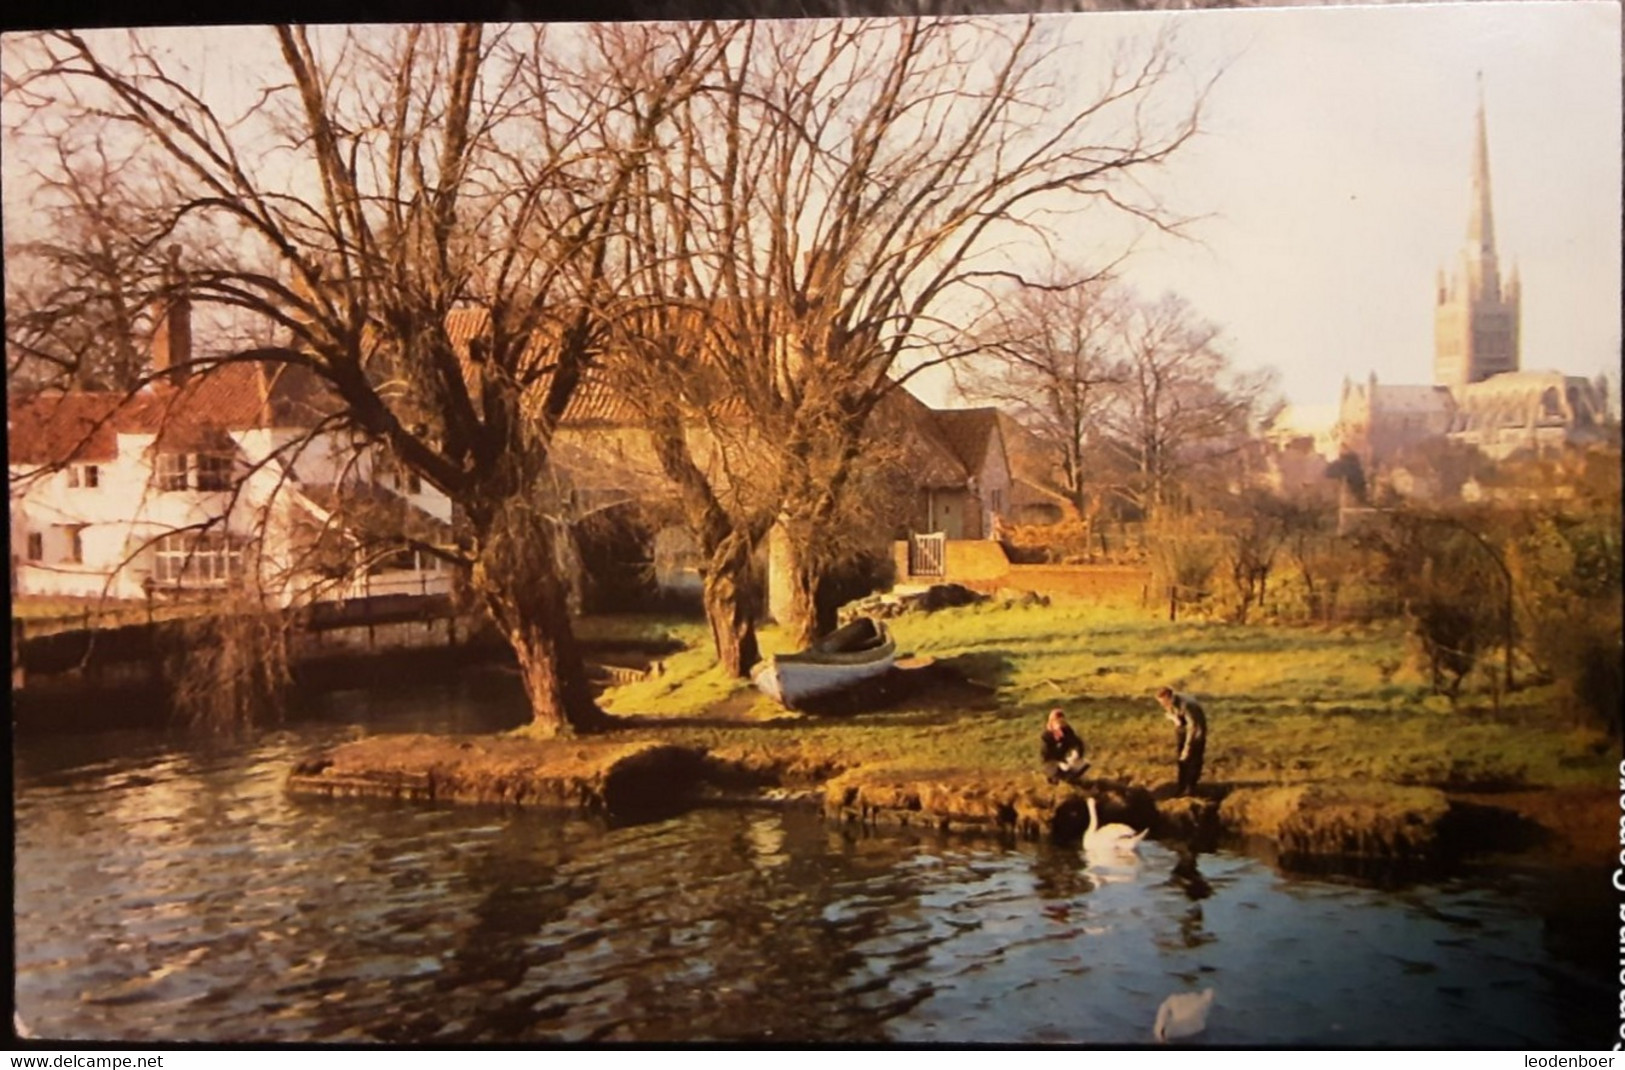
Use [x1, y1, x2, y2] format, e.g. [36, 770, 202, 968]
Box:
[1168, 585, 1177, 622]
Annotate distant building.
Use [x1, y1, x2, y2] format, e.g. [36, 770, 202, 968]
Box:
[1333, 82, 1611, 472]
[1335, 374, 1457, 467]
[1449, 368, 1610, 460]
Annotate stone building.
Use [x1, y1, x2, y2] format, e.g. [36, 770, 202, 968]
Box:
[1433, 79, 1521, 392]
[1333, 83, 1612, 473]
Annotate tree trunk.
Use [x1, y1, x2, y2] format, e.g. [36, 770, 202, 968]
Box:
[702, 532, 761, 678]
[473, 514, 607, 738]
[781, 534, 834, 650]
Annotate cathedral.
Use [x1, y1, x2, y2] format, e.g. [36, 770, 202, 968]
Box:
[1334, 83, 1611, 469]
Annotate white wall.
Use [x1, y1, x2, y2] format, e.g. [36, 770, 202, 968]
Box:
[12, 425, 454, 606]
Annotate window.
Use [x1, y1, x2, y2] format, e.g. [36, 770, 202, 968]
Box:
[195, 453, 233, 492]
[67, 464, 100, 489]
[26, 532, 43, 561]
[367, 546, 442, 574]
[405, 471, 422, 496]
[152, 532, 247, 585]
[157, 452, 189, 491]
[62, 525, 85, 564]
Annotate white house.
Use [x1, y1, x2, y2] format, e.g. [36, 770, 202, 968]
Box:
[9, 333, 453, 609]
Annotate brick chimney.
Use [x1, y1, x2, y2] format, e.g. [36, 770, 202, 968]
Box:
[151, 244, 191, 386]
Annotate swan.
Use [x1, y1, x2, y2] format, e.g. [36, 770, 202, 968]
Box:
[1153, 987, 1215, 1042]
[1083, 796, 1148, 856]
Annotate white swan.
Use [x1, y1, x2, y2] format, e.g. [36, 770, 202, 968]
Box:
[1083, 796, 1148, 856]
[1153, 987, 1215, 1042]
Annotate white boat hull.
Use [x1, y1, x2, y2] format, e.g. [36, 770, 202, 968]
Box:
[751, 619, 896, 708]
[752, 652, 896, 707]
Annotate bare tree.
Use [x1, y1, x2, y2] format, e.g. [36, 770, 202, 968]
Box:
[4, 24, 723, 736]
[1098, 291, 1276, 518]
[953, 269, 1128, 514]
[611, 17, 1208, 648]
[3, 129, 174, 390]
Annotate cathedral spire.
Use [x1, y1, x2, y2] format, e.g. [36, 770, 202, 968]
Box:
[1467, 73, 1496, 257]
[1435, 76, 1520, 391]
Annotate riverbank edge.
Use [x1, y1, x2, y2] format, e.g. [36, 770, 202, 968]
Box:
[284, 732, 1610, 869]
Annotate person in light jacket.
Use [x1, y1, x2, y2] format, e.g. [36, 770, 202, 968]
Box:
[1155, 687, 1208, 796]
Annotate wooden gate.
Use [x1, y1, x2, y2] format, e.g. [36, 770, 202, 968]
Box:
[908, 532, 946, 579]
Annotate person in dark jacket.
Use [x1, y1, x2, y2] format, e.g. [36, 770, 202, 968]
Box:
[1156, 687, 1208, 796]
[1040, 708, 1090, 785]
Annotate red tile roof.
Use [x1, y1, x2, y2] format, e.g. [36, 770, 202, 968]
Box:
[7, 392, 129, 465]
[442, 306, 641, 426]
[7, 350, 333, 467]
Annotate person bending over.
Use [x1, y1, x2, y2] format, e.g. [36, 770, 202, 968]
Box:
[1155, 687, 1208, 796]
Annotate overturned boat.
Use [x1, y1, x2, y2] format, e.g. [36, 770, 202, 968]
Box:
[752, 616, 897, 709]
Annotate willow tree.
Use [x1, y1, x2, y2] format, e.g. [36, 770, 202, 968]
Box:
[3, 24, 723, 735]
[615, 17, 1210, 648]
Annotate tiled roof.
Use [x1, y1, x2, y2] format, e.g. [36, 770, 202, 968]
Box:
[1369, 384, 1456, 413]
[7, 392, 128, 465]
[1009, 476, 1073, 510]
[931, 407, 1000, 473]
[442, 306, 642, 426]
[991, 411, 1056, 488]
[8, 351, 334, 468]
[870, 386, 972, 488]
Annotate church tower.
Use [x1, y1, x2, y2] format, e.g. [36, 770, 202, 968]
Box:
[1434, 78, 1521, 392]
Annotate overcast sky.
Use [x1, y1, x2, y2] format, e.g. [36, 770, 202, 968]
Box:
[929, 1, 1622, 412]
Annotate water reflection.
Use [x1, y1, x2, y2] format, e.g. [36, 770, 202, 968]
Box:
[11, 693, 1615, 1047]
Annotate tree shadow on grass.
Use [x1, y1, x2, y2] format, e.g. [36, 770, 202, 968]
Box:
[792, 653, 1007, 722]
[601, 653, 1013, 731]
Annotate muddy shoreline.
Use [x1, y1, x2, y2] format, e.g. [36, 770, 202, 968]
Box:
[285, 730, 1612, 874]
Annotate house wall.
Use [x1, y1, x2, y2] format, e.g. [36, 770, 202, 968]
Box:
[919, 487, 977, 539]
[11, 426, 452, 607]
[767, 524, 791, 624]
[11, 430, 171, 600]
[974, 429, 1014, 537]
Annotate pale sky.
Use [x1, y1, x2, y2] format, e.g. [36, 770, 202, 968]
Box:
[5, 6, 1618, 416]
[925, 1, 1623, 411]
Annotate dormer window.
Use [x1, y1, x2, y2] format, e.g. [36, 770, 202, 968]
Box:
[157, 452, 189, 491]
[195, 453, 233, 491]
[67, 464, 100, 489]
[155, 450, 234, 492]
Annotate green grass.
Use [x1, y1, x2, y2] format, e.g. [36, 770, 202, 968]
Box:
[596, 602, 1617, 794]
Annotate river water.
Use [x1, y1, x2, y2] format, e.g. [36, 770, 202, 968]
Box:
[12, 674, 1615, 1047]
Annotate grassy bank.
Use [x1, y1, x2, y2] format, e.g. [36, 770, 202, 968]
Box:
[578, 601, 1614, 860]
[596, 601, 1612, 792]
[289, 601, 1613, 863]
